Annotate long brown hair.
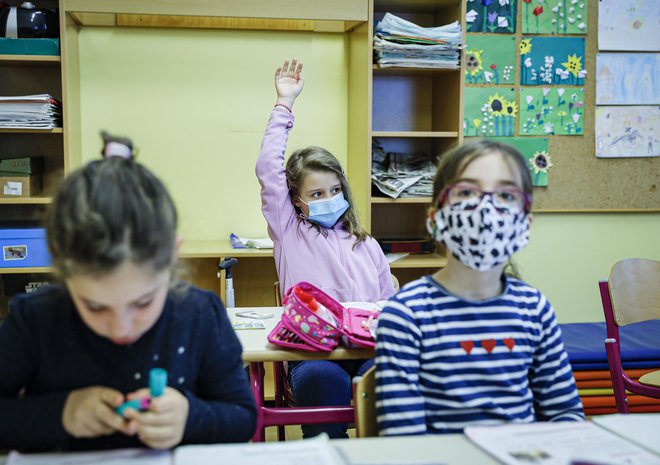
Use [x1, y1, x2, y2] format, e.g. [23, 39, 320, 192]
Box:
[286, 146, 369, 246]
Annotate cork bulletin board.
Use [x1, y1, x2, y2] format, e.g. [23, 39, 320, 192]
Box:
[465, 0, 659, 212]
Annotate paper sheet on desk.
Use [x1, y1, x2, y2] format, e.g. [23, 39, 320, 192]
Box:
[464, 421, 660, 465]
[591, 413, 660, 455]
[175, 434, 348, 465]
[6, 448, 170, 465]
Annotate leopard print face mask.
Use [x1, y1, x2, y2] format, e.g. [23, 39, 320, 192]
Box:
[426, 196, 530, 271]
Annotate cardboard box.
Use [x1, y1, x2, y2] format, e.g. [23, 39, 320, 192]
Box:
[0, 157, 44, 175]
[0, 38, 60, 56]
[0, 173, 43, 197]
[0, 228, 51, 268]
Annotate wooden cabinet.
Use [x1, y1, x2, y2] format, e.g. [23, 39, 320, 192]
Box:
[366, 0, 464, 283]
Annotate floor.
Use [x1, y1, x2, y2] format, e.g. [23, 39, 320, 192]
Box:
[264, 425, 356, 442]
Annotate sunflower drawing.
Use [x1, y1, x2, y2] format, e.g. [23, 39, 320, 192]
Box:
[530, 151, 553, 174]
[503, 101, 518, 118]
[519, 39, 532, 55]
[562, 54, 582, 77]
[487, 94, 506, 116]
[465, 49, 484, 76]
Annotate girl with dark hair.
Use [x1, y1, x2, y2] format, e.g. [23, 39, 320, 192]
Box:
[0, 156, 256, 451]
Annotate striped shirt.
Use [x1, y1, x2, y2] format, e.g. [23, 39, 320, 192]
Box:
[375, 275, 584, 436]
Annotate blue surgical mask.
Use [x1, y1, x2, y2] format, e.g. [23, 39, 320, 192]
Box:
[299, 193, 349, 228]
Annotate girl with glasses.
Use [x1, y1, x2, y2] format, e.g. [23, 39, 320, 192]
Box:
[375, 139, 584, 435]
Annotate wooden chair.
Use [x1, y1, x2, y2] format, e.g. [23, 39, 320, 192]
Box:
[352, 365, 378, 437]
[599, 258, 660, 413]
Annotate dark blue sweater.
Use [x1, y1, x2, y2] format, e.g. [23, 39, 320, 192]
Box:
[0, 284, 256, 451]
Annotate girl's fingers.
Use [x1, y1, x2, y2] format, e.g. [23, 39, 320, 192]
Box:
[275, 67, 282, 79]
[281, 60, 289, 74]
[295, 63, 303, 80]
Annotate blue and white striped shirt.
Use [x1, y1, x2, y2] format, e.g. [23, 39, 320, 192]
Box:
[375, 275, 584, 436]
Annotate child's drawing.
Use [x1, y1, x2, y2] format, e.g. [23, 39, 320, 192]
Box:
[520, 87, 584, 136]
[521, 0, 587, 35]
[464, 87, 517, 137]
[466, 0, 517, 34]
[598, 0, 660, 51]
[519, 37, 586, 86]
[465, 35, 516, 85]
[596, 53, 660, 105]
[595, 106, 660, 158]
[468, 136, 551, 186]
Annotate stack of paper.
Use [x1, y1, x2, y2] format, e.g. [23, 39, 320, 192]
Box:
[371, 139, 436, 198]
[0, 94, 62, 129]
[374, 13, 462, 69]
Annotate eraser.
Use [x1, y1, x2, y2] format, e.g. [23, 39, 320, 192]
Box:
[149, 368, 168, 397]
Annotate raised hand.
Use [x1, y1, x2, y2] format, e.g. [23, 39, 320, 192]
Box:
[62, 386, 133, 438]
[274, 58, 304, 109]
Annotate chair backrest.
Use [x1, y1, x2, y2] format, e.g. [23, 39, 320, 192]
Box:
[274, 281, 282, 307]
[608, 258, 660, 326]
[352, 365, 378, 438]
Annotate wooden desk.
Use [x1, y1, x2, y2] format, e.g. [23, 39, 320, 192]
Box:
[229, 307, 373, 442]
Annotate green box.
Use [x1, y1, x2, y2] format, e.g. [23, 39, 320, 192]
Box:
[0, 157, 44, 175]
[0, 38, 60, 56]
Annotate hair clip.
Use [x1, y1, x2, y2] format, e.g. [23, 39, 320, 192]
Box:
[101, 131, 137, 160]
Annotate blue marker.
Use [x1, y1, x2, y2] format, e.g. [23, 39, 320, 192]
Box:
[117, 368, 168, 416]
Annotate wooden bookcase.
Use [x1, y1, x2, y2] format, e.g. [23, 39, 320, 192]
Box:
[1, 0, 464, 315]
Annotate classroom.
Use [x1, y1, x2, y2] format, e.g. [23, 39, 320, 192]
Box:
[0, 0, 659, 463]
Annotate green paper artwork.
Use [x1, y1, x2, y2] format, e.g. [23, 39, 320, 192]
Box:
[468, 136, 552, 186]
[521, 0, 588, 35]
[466, 0, 517, 34]
[519, 87, 584, 136]
[464, 87, 517, 137]
[465, 35, 517, 85]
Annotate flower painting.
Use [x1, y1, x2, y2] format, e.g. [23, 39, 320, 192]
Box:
[465, 35, 517, 85]
[466, 0, 517, 33]
[522, 0, 588, 34]
[519, 37, 586, 85]
[464, 87, 517, 136]
[520, 87, 584, 135]
[466, 137, 551, 186]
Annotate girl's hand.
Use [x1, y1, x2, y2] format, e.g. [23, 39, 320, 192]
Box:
[123, 387, 189, 449]
[274, 58, 304, 109]
[62, 386, 132, 438]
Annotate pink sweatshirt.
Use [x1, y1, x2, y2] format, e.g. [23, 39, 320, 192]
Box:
[256, 107, 395, 303]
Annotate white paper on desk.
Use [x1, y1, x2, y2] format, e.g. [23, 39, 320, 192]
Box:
[6, 448, 170, 465]
[592, 413, 660, 455]
[385, 252, 409, 264]
[464, 421, 660, 465]
[175, 434, 348, 465]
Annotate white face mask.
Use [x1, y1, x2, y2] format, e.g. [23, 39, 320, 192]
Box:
[427, 196, 530, 271]
[298, 193, 349, 228]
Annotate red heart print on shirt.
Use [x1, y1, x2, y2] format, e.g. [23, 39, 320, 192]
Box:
[503, 338, 515, 351]
[460, 340, 475, 355]
[481, 339, 497, 353]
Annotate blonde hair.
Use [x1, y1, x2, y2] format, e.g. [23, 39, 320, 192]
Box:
[286, 146, 369, 246]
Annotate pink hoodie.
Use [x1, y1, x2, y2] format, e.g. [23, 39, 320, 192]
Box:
[256, 107, 395, 302]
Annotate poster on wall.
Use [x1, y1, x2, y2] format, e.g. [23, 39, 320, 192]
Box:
[464, 87, 517, 137]
[519, 37, 586, 86]
[465, 35, 517, 85]
[520, 87, 584, 136]
[466, 0, 517, 34]
[521, 0, 587, 35]
[467, 136, 552, 186]
[596, 53, 660, 105]
[598, 0, 660, 51]
[595, 106, 660, 158]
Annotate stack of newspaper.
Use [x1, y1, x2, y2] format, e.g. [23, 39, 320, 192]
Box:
[373, 13, 462, 69]
[0, 94, 62, 129]
[371, 139, 437, 198]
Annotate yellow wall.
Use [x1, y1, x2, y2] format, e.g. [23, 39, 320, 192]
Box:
[517, 213, 660, 323]
[78, 27, 348, 240]
[76, 27, 660, 325]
